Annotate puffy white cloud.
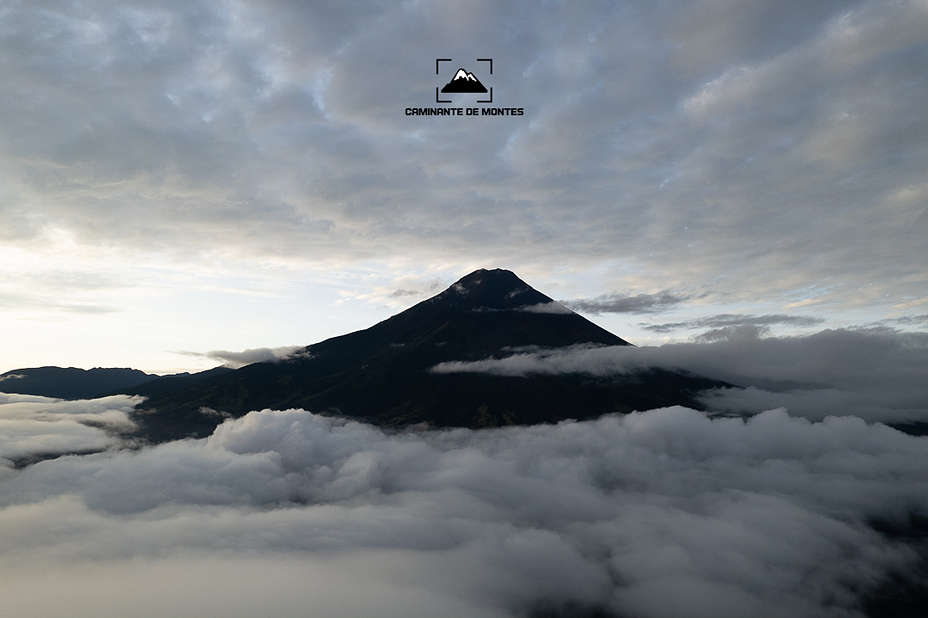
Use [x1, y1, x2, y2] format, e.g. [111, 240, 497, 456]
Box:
[1, 405, 926, 617]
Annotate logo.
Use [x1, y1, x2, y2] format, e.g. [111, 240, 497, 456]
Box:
[404, 58, 523, 117]
[436, 58, 492, 103]
[441, 68, 487, 94]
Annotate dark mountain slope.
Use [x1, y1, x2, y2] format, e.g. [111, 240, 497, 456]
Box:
[0, 366, 156, 400]
[134, 269, 727, 442]
[0, 365, 237, 401]
[114, 366, 235, 398]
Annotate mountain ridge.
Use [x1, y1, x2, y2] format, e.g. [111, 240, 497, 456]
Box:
[0, 366, 157, 400]
[132, 269, 727, 442]
[0, 365, 236, 401]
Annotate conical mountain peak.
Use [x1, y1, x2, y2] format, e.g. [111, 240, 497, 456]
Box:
[432, 268, 557, 312]
[440, 69, 488, 94]
[351, 268, 617, 354]
[133, 269, 728, 441]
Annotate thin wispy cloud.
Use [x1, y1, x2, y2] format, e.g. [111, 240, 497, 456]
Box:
[885, 314, 928, 327]
[564, 291, 693, 315]
[642, 313, 826, 335]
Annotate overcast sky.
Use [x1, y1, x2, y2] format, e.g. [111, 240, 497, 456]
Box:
[1, 0, 927, 373]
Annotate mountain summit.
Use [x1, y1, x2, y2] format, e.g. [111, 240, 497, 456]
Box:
[440, 68, 488, 93]
[134, 269, 725, 442]
[351, 268, 630, 356]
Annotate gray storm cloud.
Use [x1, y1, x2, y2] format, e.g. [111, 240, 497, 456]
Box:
[0, 404, 926, 617]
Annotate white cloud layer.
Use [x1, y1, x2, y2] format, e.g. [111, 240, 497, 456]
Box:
[0, 393, 139, 473]
[0, 405, 926, 617]
[433, 327, 928, 424]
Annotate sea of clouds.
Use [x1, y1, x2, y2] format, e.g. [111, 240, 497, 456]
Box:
[2, 383, 927, 617]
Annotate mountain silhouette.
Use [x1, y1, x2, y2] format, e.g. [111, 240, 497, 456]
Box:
[440, 68, 488, 93]
[0, 365, 238, 400]
[133, 269, 728, 442]
[0, 366, 157, 399]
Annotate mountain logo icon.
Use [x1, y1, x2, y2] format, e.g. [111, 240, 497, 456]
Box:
[440, 68, 488, 93]
[435, 58, 493, 103]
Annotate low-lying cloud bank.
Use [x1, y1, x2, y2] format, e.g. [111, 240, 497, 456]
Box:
[434, 328, 928, 424]
[0, 405, 926, 617]
[180, 346, 304, 369]
[0, 393, 139, 471]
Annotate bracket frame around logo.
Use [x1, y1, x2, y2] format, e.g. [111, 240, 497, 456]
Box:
[435, 58, 493, 104]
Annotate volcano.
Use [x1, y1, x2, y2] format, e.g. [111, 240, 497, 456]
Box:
[133, 269, 727, 442]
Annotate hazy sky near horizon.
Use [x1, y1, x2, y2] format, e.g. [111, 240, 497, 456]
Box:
[1, 0, 927, 372]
